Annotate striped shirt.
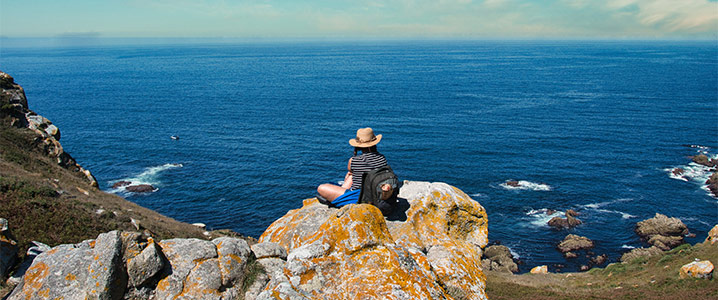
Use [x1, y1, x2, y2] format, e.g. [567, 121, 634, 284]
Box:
[350, 152, 388, 190]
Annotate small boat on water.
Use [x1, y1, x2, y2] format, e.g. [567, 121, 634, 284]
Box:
[170, 135, 180, 140]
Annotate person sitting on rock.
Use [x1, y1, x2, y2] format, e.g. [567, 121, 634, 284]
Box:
[317, 127, 393, 207]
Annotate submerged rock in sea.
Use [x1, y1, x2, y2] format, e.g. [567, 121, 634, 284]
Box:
[635, 213, 688, 251]
[259, 181, 489, 300]
[692, 154, 716, 168]
[112, 180, 131, 189]
[125, 184, 156, 193]
[547, 210, 583, 230]
[557, 234, 594, 253]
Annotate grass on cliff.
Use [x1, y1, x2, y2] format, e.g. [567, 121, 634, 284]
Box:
[486, 241, 718, 300]
[0, 124, 209, 253]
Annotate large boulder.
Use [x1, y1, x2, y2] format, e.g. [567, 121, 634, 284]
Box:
[258, 181, 489, 300]
[635, 213, 688, 250]
[7, 231, 126, 300]
[680, 260, 714, 279]
[7, 231, 254, 300]
[6, 241, 50, 286]
[154, 237, 252, 299]
[530, 265, 548, 274]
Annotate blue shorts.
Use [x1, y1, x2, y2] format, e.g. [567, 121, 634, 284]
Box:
[332, 189, 360, 207]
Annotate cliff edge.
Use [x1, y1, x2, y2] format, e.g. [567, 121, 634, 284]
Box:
[3, 181, 488, 300]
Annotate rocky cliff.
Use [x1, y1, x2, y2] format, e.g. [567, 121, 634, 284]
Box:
[1, 71, 97, 187]
[3, 181, 488, 299]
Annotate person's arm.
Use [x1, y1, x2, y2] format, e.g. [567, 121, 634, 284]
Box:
[341, 158, 353, 189]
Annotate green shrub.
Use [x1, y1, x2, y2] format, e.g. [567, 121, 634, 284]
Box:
[666, 243, 692, 255]
[242, 257, 266, 293]
[605, 263, 627, 274]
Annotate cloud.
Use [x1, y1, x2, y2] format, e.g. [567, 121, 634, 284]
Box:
[3, 0, 715, 38]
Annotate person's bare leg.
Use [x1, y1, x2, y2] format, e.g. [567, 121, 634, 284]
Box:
[317, 184, 348, 201]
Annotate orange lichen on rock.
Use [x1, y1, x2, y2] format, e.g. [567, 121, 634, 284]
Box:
[258, 181, 489, 300]
[705, 224, 718, 245]
[679, 260, 714, 279]
[19, 262, 49, 298]
[260, 198, 335, 250]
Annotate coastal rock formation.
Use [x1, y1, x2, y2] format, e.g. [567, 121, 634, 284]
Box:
[125, 184, 156, 193]
[706, 173, 718, 198]
[259, 181, 489, 300]
[635, 213, 688, 251]
[5, 181, 488, 299]
[557, 234, 594, 257]
[481, 245, 519, 273]
[530, 265, 548, 274]
[8, 231, 126, 300]
[679, 260, 714, 279]
[547, 210, 583, 230]
[112, 181, 131, 189]
[620, 246, 663, 263]
[691, 154, 717, 168]
[7, 231, 256, 300]
[0, 70, 97, 187]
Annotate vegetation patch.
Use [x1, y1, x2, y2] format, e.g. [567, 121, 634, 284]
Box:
[242, 257, 266, 294]
[0, 176, 122, 250]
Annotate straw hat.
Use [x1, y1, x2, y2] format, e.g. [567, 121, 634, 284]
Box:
[349, 127, 382, 147]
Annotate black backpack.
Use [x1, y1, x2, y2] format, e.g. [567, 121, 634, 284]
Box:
[358, 165, 400, 216]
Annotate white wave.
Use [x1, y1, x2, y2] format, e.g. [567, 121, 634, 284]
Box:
[509, 248, 520, 259]
[500, 180, 552, 191]
[665, 152, 717, 198]
[621, 245, 636, 249]
[455, 93, 482, 99]
[676, 216, 713, 227]
[470, 193, 482, 197]
[593, 208, 636, 219]
[525, 208, 565, 227]
[583, 198, 634, 209]
[108, 163, 183, 194]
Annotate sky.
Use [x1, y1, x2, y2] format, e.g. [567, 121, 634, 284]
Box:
[1, 0, 717, 39]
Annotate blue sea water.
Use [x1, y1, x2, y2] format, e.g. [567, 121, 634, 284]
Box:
[1, 40, 717, 272]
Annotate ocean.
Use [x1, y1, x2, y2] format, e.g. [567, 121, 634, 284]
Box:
[1, 39, 716, 272]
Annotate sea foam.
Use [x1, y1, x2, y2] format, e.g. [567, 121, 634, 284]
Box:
[525, 208, 565, 227]
[665, 152, 717, 198]
[108, 163, 183, 194]
[500, 180, 552, 191]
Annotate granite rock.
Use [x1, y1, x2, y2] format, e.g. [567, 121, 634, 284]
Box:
[259, 181, 489, 300]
